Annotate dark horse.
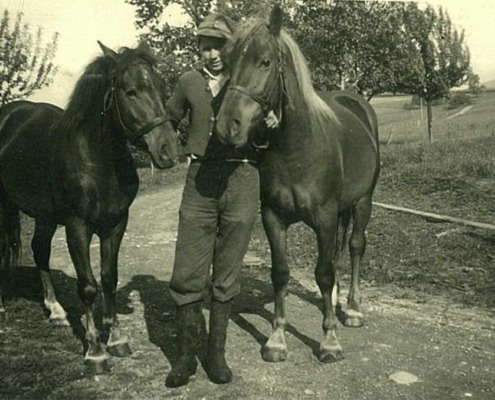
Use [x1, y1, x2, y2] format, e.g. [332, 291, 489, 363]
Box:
[215, 6, 380, 363]
[0, 41, 180, 371]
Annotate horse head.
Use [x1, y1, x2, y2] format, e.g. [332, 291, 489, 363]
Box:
[98, 41, 180, 169]
[216, 5, 285, 148]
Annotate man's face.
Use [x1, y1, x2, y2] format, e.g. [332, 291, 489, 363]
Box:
[199, 36, 227, 75]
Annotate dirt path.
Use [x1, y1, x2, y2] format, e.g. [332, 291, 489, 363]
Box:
[9, 183, 495, 399]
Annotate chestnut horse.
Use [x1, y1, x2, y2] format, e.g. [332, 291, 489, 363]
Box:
[0, 41, 180, 371]
[215, 6, 380, 362]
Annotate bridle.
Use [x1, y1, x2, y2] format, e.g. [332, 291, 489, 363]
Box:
[101, 71, 169, 144]
[226, 36, 286, 132]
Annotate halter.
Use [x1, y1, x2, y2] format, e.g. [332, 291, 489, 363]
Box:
[101, 80, 169, 144]
[226, 38, 285, 125]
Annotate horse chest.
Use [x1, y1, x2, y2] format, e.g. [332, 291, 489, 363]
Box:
[261, 173, 316, 217]
[57, 163, 138, 224]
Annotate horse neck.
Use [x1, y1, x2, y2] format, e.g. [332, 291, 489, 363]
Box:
[271, 84, 323, 154]
[67, 112, 132, 168]
[100, 112, 133, 164]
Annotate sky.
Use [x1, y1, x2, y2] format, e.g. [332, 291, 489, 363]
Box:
[1, 0, 494, 107]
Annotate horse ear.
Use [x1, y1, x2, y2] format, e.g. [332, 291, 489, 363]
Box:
[268, 4, 283, 36]
[137, 40, 152, 55]
[97, 41, 118, 62]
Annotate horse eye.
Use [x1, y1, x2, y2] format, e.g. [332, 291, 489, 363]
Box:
[125, 89, 137, 98]
[261, 59, 271, 68]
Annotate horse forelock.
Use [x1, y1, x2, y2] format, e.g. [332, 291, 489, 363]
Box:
[224, 18, 339, 127]
[59, 47, 158, 132]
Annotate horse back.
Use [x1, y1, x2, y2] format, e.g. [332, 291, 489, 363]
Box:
[0, 101, 63, 218]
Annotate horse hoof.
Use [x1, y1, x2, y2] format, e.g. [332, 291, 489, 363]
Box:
[84, 358, 111, 374]
[344, 314, 364, 328]
[107, 342, 132, 358]
[344, 317, 364, 328]
[319, 348, 344, 363]
[261, 346, 287, 362]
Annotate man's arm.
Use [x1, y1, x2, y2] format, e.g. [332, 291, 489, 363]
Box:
[166, 78, 189, 128]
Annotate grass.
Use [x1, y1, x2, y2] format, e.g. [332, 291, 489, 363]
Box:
[377, 92, 495, 221]
[372, 91, 495, 144]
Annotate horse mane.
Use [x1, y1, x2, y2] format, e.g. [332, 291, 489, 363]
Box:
[56, 46, 158, 133]
[224, 19, 339, 126]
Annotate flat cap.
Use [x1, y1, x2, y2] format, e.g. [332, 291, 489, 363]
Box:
[197, 14, 235, 40]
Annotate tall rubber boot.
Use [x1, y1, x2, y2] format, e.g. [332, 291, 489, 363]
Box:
[207, 299, 233, 384]
[165, 302, 203, 388]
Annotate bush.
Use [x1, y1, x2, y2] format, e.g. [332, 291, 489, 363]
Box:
[403, 95, 445, 110]
[445, 92, 472, 110]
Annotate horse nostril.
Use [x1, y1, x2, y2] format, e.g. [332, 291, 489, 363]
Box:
[230, 119, 241, 135]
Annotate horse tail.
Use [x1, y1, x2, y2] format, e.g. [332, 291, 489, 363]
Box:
[333, 209, 352, 263]
[0, 191, 21, 301]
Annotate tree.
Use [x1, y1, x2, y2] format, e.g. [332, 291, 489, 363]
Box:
[126, 0, 295, 91]
[127, 0, 473, 132]
[0, 10, 59, 106]
[467, 68, 482, 95]
[292, 1, 418, 99]
[399, 3, 471, 141]
[292, 0, 362, 91]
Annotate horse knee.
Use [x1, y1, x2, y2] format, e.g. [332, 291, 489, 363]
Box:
[101, 270, 117, 291]
[271, 268, 289, 290]
[78, 282, 98, 305]
[314, 268, 336, 291]
[349, 232, 366, 257]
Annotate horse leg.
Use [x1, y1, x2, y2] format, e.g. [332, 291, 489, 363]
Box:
[0, 196, 20, 322]
[261, 206, 290, 362]
[65, 218, 109, 372]
[100, 213, 131, 357]
[312, 203, 344, 362]
[345, 195, 372, 328]
[0, 217, 7, 322]
[32, 219, 69, 326]
[333, 209, 352, 314]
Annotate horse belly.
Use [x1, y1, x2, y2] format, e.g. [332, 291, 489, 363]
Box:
[261, 155, 340, 221]
[1, 167, 54, 218]
[0, 103, 60, 217]
[340, 139, 379, 208]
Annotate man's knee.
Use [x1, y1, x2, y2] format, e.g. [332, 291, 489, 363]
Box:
[212, 280, 240, 303]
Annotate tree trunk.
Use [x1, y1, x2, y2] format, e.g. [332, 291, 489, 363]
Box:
[426, 99, 433, 142]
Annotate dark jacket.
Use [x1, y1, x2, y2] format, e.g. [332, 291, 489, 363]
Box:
[166, 69, 259, 162]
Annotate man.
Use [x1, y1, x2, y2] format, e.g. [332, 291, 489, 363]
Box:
[165, 13, 278, 388]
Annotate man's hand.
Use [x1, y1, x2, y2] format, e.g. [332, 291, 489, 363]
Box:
[264, 110, 280, 129]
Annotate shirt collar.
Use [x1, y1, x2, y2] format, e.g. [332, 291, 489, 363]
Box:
[203, 67, 229, 97]
[203, 67, 229, 82]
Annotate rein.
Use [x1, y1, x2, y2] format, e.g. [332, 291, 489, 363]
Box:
[101, 80, 168, 144]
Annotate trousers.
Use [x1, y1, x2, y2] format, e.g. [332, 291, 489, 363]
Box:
[169, 160, 260, 306]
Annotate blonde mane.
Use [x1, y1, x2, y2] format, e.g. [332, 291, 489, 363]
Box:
[224, 19, 339, 126]
[279, 30, 339, 125]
